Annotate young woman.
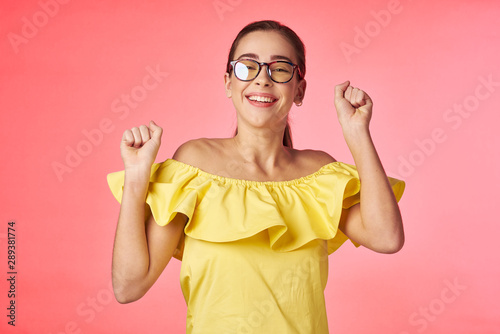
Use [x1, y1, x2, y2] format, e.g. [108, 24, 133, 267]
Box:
[108, 20, 405, 333]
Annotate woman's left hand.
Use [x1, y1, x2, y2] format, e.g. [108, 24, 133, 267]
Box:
[334, 81, 373, 134]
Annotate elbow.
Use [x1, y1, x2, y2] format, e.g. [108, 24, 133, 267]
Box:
[114, 291, 137, 304]
[113, 286, 137, 304]
[375, 230, 405, 254]
[376, 236, 404, 254]
[112, 278, 146, 304]
[373, 216, 405, 254]
[365, 226, 405, 254]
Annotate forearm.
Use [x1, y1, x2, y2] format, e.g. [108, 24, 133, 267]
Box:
[344, 128, 404, 251]
[112, 168, 152, 293]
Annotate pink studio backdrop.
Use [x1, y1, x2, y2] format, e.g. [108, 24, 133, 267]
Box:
[1, 0, 499, 333]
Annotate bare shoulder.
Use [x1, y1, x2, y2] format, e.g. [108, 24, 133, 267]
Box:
[290, 148, 337, 173]
[172, 138, 227, 169]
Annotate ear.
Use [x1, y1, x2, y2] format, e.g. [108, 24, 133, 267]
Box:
[224, 72, 232, 98]
[294, 79, 307, 104]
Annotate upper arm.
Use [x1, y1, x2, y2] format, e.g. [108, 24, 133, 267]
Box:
[141, 208, 186, 295]
[339, 203, 404, 253]
[338, 203, 368, 247]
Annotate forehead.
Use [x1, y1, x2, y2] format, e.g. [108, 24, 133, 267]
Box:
[234, 30, 297, 62]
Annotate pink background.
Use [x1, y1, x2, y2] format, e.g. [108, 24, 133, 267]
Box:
[1, 0, 499, 333]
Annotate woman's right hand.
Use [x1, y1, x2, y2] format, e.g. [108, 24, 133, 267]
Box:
[120, 120, 163, 171]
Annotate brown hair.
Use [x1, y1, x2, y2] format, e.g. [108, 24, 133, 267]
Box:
[227, 20, 306, 148]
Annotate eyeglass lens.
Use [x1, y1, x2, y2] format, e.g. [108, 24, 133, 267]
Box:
[234, 60, 294, 83]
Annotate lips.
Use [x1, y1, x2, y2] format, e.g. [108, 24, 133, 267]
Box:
[245, 93, 278, 107]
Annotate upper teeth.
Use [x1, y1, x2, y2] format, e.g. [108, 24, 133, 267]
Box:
[248, 96, 274, 103]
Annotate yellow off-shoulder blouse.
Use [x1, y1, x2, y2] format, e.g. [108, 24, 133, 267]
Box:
[108, 159, 405, 333]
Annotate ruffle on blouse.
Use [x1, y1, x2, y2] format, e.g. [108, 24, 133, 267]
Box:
[107, 159, 405, 260]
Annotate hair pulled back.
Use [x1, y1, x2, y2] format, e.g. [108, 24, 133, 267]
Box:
[227, 20, 306, 148]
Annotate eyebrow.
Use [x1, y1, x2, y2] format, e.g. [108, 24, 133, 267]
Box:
[236, 53, 294, 63]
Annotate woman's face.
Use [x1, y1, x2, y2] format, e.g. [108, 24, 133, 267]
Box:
[224, 30, 306, 134]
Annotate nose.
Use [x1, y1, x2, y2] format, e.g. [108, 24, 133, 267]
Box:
[254, 64, 272, 86]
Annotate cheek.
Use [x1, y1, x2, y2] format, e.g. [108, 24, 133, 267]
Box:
[276, 96, 294, 115]
[280, 86, 297, 104]
[231, 81, 248, 96]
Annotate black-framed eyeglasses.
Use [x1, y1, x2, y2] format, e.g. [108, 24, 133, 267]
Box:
[230, 59, 301, 83]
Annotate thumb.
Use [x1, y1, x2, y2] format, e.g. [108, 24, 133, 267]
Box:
[149, 120, 163, 142]
[334, 80, 350, 100]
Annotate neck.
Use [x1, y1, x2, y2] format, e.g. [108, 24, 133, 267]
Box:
[232, 126, 291, 169]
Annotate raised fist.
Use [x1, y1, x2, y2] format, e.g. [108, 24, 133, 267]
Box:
[120, 120, 163, 170]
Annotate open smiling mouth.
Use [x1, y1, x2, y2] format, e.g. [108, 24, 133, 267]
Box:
[246, 95, 278, 107]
